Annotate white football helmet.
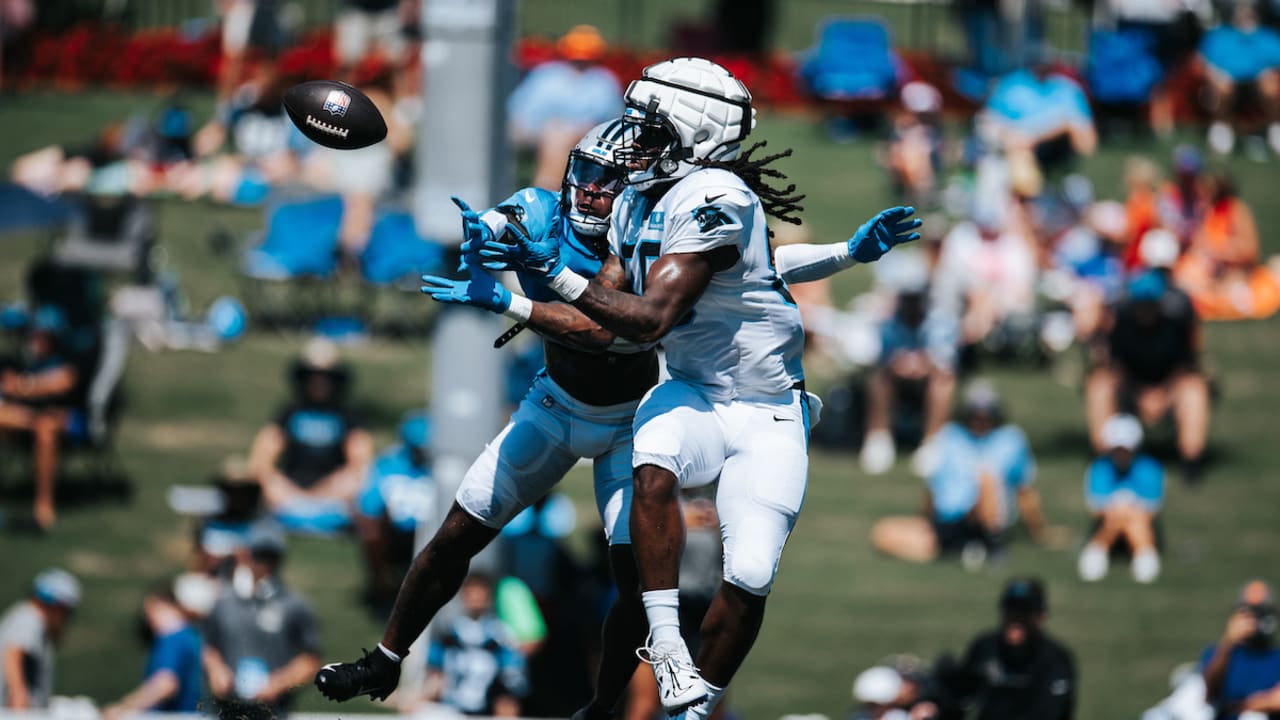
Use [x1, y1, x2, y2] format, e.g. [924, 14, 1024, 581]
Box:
[618, 57, 756, 190]
[561, 119, 632, 237]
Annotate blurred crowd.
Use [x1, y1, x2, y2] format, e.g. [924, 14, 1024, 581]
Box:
[2, 0, 1280, 718]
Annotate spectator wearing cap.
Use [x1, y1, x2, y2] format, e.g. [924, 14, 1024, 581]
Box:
[936, 577, 1075, 720]
[882, 81, 944, 207]
[355, 411, 437, 605]
[1198, 0, 1280, 156]
[850, 664, 940, 720]
[0, 569, 80, 709]
[102, 583, 203, 719]
[860, 251, 959, 477]
[1077, 414, 1165, 583]
[1085, 260, 1210, 484]
[507, 24, 622, 190]
[203, 523, 322, 714]
[248, 339, 373, 534]
[0, 306, 80, 531]
[871, 381, 1055, 568]
[1200, 580, 1280, 719]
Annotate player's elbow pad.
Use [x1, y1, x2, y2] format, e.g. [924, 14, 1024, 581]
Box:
[775, 243, 856, 284]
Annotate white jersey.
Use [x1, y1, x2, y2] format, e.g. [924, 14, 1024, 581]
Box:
[609, 168, 805, 401]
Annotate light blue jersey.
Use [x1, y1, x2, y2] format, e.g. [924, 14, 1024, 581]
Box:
[356, 445, 435, 533]
[1084, 454, 1164, 513]
[929, 423, 1036, 523]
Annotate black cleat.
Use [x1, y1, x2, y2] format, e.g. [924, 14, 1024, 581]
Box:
[314, 647, 401, 702]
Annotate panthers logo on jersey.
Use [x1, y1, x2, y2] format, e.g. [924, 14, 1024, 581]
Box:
[693, 204, 733, 233]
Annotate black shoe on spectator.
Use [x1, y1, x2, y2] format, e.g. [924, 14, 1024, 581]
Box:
[1181, 456, 1205, 487]
[315, 647, 401, 702]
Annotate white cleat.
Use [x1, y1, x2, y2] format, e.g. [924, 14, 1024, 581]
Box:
[1132, 549, 1161, 584]
[637, 637, 708, 716]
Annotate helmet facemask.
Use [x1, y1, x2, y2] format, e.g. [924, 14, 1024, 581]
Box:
[561, 150, 628, 237]
[615, 105, 686, 188]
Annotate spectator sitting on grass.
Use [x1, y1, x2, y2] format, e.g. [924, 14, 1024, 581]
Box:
[850, 664, 940, 720]
[1201, 580, 1280, 719]
[203, 524, 321, 715]
[881, 81, 945, 208]
[1077, 414, 1165, 584]
[1085, 265, 1210, 484]
[0, 306, 80, 531]
[870, 381, 1056, 569]
[355, 411, 436, 606]
[0, 569, 80, 709]
[249, 339, 373, 534]
[413, 573, 528, 717]
[1174, 169, 1280, 321]
[102, 583, 203, 719]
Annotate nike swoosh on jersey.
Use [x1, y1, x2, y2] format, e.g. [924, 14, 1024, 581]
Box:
[704, 193, 726, 204]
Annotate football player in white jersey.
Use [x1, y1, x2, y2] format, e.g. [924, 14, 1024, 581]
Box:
[481, 58, 921, 717]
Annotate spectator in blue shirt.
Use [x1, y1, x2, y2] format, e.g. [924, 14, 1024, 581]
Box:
[981, 61, 1097, 172]
[1199, 1, 1280, 155]
[1077, 414, 1164, 584]
[102, 584, 203, 719]
[871, 381, 1055, 569]
[418, 573, 527, 716]
[507, 25, 622, 190]
[355, 412, 436, 605]
[1200, 580, 1280, 719]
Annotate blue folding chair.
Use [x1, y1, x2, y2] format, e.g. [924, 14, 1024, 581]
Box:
[360, 211, 446, 287]
[799, 18, 901, 101]
[239, 195, 344, 328]
[242, 195, 344, 281]
[1086, 29, 1163, 105]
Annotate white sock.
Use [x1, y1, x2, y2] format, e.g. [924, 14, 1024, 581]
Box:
[685, 681, 726, 719]
[641, 589, 682, 647]
[376, 643, 402, 663]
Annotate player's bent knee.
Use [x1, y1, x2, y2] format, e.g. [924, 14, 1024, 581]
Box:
[723, 552, 780, 597]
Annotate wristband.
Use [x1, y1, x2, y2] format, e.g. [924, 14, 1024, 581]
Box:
[546, 267, 589, 301]
[503, 293, 533, 322]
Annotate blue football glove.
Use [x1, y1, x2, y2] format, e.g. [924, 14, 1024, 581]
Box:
[848, 206, 922, 264]
[478, 219, 565, 278]
[451, 196, 494, 273]
[420, 268, 511, 314]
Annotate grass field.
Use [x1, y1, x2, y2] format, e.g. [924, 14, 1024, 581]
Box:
[1, 89, 1279, 720]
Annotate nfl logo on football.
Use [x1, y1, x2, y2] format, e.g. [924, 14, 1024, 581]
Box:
[323, 90, 350, 117]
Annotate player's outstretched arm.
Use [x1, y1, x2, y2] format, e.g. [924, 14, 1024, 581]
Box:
[774, 206, 921, 284]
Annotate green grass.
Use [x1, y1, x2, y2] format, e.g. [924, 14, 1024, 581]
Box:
[2, 89, 1280, 720]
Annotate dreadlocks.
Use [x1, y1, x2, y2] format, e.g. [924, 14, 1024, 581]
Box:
[696, 141, 806, 236]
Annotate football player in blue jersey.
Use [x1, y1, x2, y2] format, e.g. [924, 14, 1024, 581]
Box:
[314, 121, 656, 711]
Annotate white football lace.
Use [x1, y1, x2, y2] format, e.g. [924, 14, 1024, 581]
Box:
[635, 636, 701, 677]
[306, 114, 350, 138]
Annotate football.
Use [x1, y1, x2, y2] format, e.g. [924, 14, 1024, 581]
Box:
[283, 80, 387, 150]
